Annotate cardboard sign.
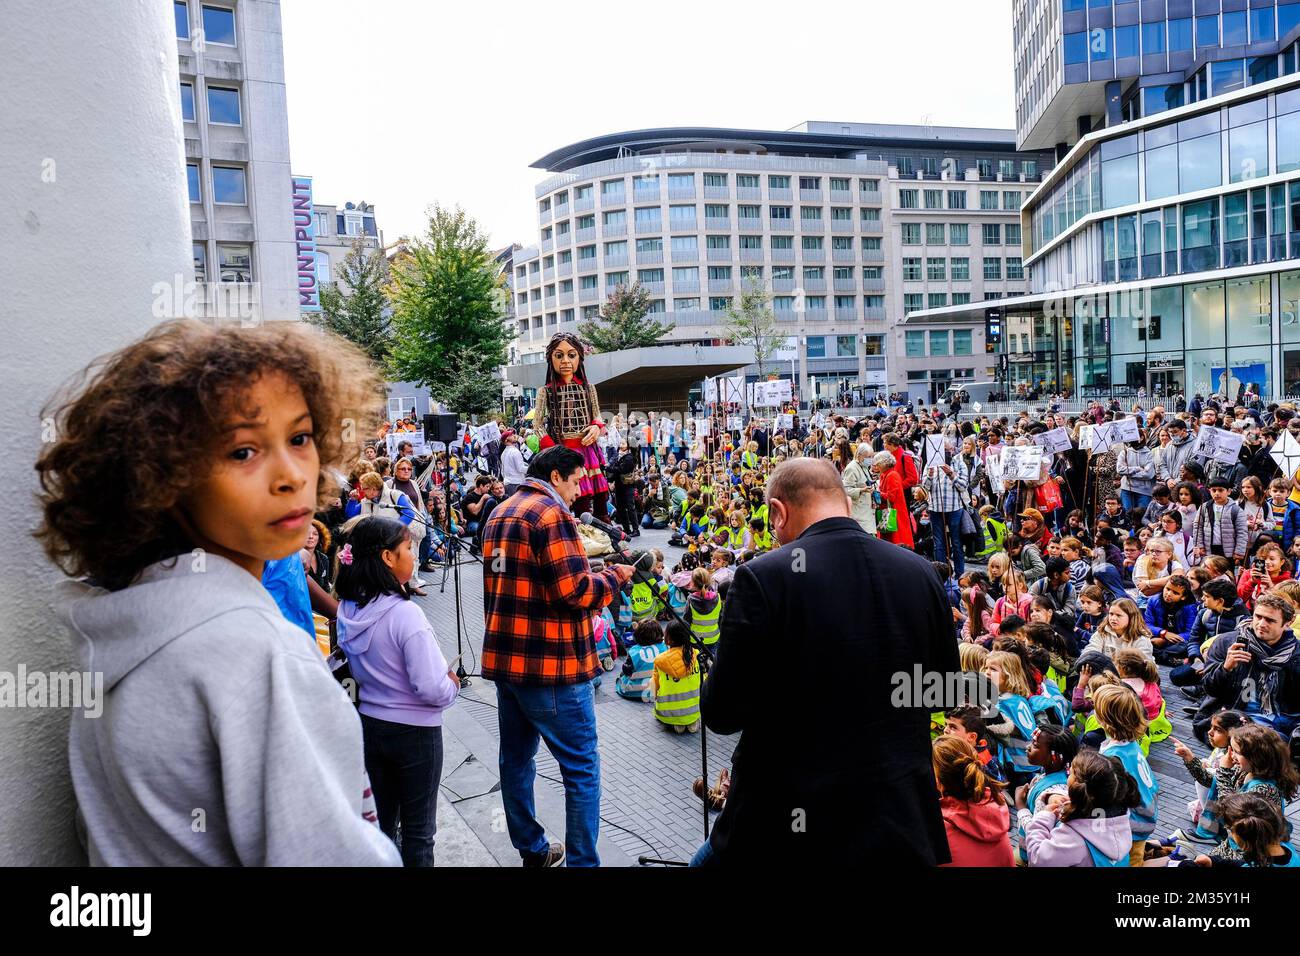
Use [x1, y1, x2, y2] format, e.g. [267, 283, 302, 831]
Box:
[476, 421, 501, 446]
[1270, 430, 1300, 478]
[1032, 427, 1073, 456]
[727, 416, 743, 431]
[922, 434, 945, 469]
[776, 413, 793, 431]
[1193, 426, 1244, 466]
[695, 417, 711, 438]
[1000, 445, 1044, 482]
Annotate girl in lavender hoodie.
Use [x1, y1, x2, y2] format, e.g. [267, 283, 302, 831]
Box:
[337, 516, 459, 867]
[1016, 750, 1141, 867]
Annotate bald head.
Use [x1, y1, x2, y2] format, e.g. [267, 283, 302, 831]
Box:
[766, 459, 850, 544]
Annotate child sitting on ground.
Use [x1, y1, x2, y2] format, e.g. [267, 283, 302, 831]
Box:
[932, 736, 1013, 867]
[1190, 793, 1300, 867]
[944, 703, 1007, 790]
[652, 620, 702, 734]
[616, 620, 668, 702]
[1093, 683, 1160, 866]
[1169, 710, 1249, 847]
[684, 567, 722, 650]
[1017, 750, 1140, 867]
[982, 650, 1041, 787]
[1014, 725, 1079, 864]
[1073, 585, 1107, 654]
[1114, 648, 1165, 726]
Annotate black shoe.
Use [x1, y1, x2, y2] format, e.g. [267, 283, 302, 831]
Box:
[1180, 706, 1199, 718]
[420, 561, 437, 572]
[521, 842, 565, 868]
[1179, 685, 1206, 702]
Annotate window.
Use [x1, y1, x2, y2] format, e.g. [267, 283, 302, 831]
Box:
[704, 204, 727, 219]
[1182, 198, 1220, 272]
[801, 236, 823, 251]
[1229, 120, 1268, 184]
[1168, 17, 1192, 52]
[314, 211, 327, 236]
[924, 190, 943, 209]
[906, 330, 925, 356]
[669, 204, 696, 224]
[947, 190, 966, 210]
[928, 293, 948, 309]
[1142, 20, 1166, 55]
[211, 165, 245, 204]
[201, 5, 236, 45]
[1251, 6, 1276, 41]
[601, 179, 624, 197]
[1007, 257, 1024, 280]
[633, 174, 659, 191]
[831, 207, 852, 221]
[634, 207, 660, 224]
[638, 268, 664, 283]
[175, 1, 190, 37]
[951, 257, 970, 281]
[672, 266, 698, 284]
[830, 177, 849, 191]
[803, 266, 824, 280]
[602, 210, 626, 227]
[860, 178, 879, 191]
[800, 206, 823, 221]
[770, 205, 792, 221]
[983, 257, 1002, 280]
[180, 82, 195, 122]
[1064, 31, 1088, 64]
[772, 236, 794, 250]
[903, 257, 922, 281]
[929, 331, 950, 356]
[926, 223, 945, 245]
[605, 272, 627, 288]
[1197, 14, 1218, 47]
[836, 335, 855, 357]
[901, 223, 921, 245]
[703, 172, 726, 188]
[927, 257, 946, 281]
[578, 245, 596, 260]
[737, 174, 759, 189]
[206, 86, 240, 125]
[860, 207, 881, 221]
[575, 184, 593, 201]
[739, 235, 762, 250]
[217, 243, 252, 282]
[667, 173, 694, 191]
[799, 176, 821, 191]
[774, 296, 795, 312]
[950, 224, 969, 245]
[980, 190, 998, 210]
[863, 334, 884, 355]
[1100, 134, 1140, 208]
[1003, 192, 1021, 211]
[193, 242, 206, 282]
[705, 235, 729, 249]
[769, 175, 791, 190]
[670, 236, 697, 255]
[708, 266, 731, 280]
[1115, 24, 1138, 59]
[604, 240, 627, 257]
[952, 293, 971, 305]
[709, 297, 732, 311]
[186, 163, 200, 202]
[982, 224, 1001, 245]
[899, 189, 919, 209]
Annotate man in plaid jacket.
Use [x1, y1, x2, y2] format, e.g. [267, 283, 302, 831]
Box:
[481, 446, 633, 867]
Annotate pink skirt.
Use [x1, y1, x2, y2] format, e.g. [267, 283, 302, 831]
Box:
[541, 437, 608, 497]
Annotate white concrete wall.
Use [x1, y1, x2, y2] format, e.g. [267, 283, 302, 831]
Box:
[0, 1, 193, 863]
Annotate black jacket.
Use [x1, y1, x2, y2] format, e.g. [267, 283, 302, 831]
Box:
[1202, 625, 1300, 718]
[702, 517, 959, 866]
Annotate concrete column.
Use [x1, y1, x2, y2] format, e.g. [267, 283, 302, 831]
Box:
[1, 0, 193, 863]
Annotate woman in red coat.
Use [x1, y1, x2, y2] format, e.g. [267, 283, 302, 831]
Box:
[871, 451, 914, 550]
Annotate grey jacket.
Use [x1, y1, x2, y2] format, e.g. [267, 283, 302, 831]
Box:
[1156, 432, 1196, 483]
[1114, 444, 1156, 496]
[58, 554, 402, 866]
[1192, 499, 1249, 559]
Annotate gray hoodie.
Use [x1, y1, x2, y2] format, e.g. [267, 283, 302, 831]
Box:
[58, 554, 401, 866]
[1155, 430, 1195, 483]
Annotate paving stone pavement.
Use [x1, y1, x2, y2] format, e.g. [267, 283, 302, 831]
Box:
[412, 526, 1298, 865]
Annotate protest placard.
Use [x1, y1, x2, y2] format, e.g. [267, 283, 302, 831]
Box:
[1032, 427, 1073, 456]
[1000, 445, 1043, 482]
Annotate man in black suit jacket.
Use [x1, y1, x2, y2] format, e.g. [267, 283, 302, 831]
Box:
[695, 459, 959, 866]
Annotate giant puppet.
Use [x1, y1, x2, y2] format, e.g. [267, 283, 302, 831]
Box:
[532, 331, 610, 517]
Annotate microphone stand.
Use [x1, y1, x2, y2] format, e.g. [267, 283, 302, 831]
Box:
[598, 526, 716, 867]
[443, 452, 470, 688]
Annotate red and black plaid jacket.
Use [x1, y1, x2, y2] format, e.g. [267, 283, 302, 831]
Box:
[481, 480, 619, 685]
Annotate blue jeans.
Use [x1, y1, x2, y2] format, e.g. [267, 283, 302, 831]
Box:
[496, 680, 601, 867]
[931, 509, 966, 577]
[689, 838, 719, 867]
[1121, 490, 1151, 515]
[360, 715, 443, 867]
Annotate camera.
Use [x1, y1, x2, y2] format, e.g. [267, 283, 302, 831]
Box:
[1253, 558, 1267, 575]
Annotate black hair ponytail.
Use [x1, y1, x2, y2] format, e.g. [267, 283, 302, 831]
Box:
[333, 516, 410, 608]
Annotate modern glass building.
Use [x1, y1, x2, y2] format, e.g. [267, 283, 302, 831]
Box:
[907, 2, 1300, 402]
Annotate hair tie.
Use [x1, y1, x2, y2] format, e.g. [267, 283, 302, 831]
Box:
[338, 543, 354, 566]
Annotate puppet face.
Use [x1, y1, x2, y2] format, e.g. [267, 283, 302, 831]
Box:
[548, 337, 582, 380]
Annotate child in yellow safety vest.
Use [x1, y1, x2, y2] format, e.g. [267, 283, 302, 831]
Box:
[653, 620, 702, 733]
[684, 567, 722, 650]
[748, 516, 772, 553]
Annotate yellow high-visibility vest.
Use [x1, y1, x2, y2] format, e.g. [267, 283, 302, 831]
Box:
[654, 661, 702, 726]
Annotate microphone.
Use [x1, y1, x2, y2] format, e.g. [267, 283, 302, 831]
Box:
[579, 511, 628, 543]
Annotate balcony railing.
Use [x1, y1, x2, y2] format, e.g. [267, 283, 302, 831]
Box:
[769, 187, 793, 201]
[640, 280, 665, 294]
[863, 278, 886, 292]
[774, 310, 798, 323]
[544, 295, 556, 308]
[739, 248, 764, 262]
[736, 186, 761, 200]
[602, 221, 626, 237]
[863, 306, 886, 321]
[859, 189, 883, 204]
[833, 277, 857, 292]
[799, 189, 822, 202]
[834, 307, 857, 321]
[703, 185, 730, 199]
[543, 267, 555, 282]
[637, 249, 663, 264]
[578, 287, 599, 303]
[800, 218, 824, 232]
[632, 187, 661, 202]
[861, 220, 884, 234]
[671, 247, 699, 262]
[802, 278, 827, 292]
[861, 248, 885, 262]
[769, 218, 796, 232]
[539, 206, 552, 224]
[667, 186, 696, 200]
[600, 190, 626, 205]
[576, 257, 598, 273]
[574, 196, 595, 212]
[556, 262, 572, 277]
[673, 279, 701, 293]
[706, 246, 732, 261]
[553, 231, 571, 247]
[829, 189, 853, 203]
[772, 277, 795, 292]
[669, 218, 698, 231]
[771, 246, 795, 262]
[635, 219, 662, 234]
[705, 217, 730, 231]
[708, 278, 733, 292]
[805, 308, 828, 321]
[737, 217, 761, 231]
[558, 292, 573, 305]
[603, 254, 628, 268]
[575, 227, 596, 243]
[830, 219, 854, 232]
[540, 238, 554, 253]
[802, 249, 826, 262]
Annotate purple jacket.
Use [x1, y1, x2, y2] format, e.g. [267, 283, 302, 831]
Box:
[337, 593, 457, 726]
[1016, 808, 1132, 867]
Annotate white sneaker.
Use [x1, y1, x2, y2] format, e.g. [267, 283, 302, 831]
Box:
[409, 575, 426, 587]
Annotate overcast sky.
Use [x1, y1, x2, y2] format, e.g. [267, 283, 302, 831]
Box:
[281, 0, 1017, 251]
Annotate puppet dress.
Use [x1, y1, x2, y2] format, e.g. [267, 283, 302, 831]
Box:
[534, 378, 609, 499]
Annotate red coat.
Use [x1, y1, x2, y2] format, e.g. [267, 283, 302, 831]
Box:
[939, 793, 1013, 867]
[879, 468, 914, 549]
[891, 446, 919, 493]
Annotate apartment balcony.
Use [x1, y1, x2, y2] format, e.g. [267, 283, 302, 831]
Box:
[863, 278, 886, 292]
[861, 248, 885, 263]
[861, 220, 884, 235]
[673, 280, 701, 294]
[802, 278, 827, 292]
[708, 278, 733, 293]
[556, 320, 578, 334]
[669, 218, 698, 232]
[774, 310, 798, 323]
[544, 294, 556, 309]
[539, 206, 553, 224]
[831, 247, 855, 262]
[799, 189, 823, 202]
[830, 219, 854, 233]
[835, 307, 857, 322]
[830, 277, 855, 293]
[600, 191, 625, 206]
[543, 267, 555, 282]
[706, 246, 732, 261]
[805, 308, 829, 322]
[705, 217, 730, 231]
[541, 238, 554, 253]
[603, 253, 628, 268]
[800, 218, 824, 233]
[802, 249, 826, 262]
[703, 185, 730, 200]
[556, 262, 572, 277]
[602, 222, 626, 238]
[772, 277, 795, 293]
[635, 219, 663, 234]
[558, 292, 573, 306]
[771, 246, 795, 262]
[637, 249, 663, 264]
[575, 227, 596, 243]
[633, 187, 660, 203]
[667, 186, 696, 200]
[554, 201, 569, 219]
[863, 306, 887, 321]
[737, 186, 761, 201]
[830, 188, 853, 203]
[769, 187, 792, 201]
[578, 287, 599, 303]
[859, 189, 883, 204]
[737, 216, 761, 231]
[574, 196, 595, 212]
[529, 296, 542, 310]
[576, 257, 598, 274]
[671, 310, 721, 327]
[739, 248, 764, 262]
[769, 219, 796, 232]
[640, 280, 665, 294]
[671, 248, 699, 263]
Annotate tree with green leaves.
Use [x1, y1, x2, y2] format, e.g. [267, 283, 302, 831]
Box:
[387, 205, 512, 416]
[722, 277, 781, 401]
[578, 281, 675, 352]
[309, 238, 393, 364]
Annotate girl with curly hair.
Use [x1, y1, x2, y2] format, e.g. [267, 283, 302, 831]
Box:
[34, 319, 400, 866]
